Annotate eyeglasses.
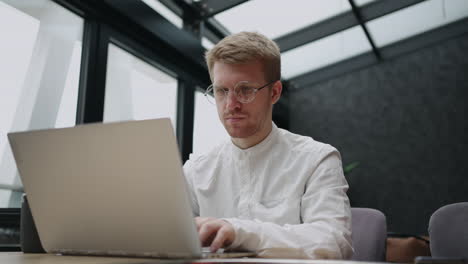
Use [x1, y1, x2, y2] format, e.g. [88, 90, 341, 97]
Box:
[204, 80, 277, 105]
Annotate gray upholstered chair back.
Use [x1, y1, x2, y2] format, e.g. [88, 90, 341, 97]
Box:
[351, 207, 387, 261]
[429, 202, 468, 258]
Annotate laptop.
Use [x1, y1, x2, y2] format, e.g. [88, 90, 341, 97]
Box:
[8, 118, 255, 259]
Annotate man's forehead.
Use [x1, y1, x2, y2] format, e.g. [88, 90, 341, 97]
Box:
[213, 80, 262, 87]
[212, 62, 267, 85]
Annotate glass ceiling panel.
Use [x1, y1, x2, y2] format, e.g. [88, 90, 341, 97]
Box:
[354, 0, 379, 6]
[141, 0, 182, 29]
[367, 0, 468, 47]
[201, 37, 214, 50]
[282, 25, 371, 79]
[215, 0, 352, 39]
[444, 0, 468, 21]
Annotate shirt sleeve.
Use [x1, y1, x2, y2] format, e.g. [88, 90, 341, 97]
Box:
[182, 158, 200, 217]
[223, 150, 353, 259]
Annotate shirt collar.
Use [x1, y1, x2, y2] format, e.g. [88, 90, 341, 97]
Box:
[230, 122, 279, 159]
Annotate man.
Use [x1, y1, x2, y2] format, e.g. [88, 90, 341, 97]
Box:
[183, 32, 352, 259]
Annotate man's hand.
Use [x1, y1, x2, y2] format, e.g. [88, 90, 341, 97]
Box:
[195, 217, 235, 252]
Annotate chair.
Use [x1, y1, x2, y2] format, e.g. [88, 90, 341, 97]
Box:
[351, 207, 387, 261]
[428, 202, 468, 258]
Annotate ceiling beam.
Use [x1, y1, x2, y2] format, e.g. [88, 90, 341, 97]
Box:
[289, 53, 377, 89]
[203, 17, 231, 43]
[194, 0, 250, 18]
[349, 0, 382, 60]
[104, 0, 206, 67]
[275, 0, 427, 53]
[159, 0, 230, 44]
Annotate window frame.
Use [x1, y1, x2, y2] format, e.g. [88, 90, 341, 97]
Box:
[0, 0, 211, 247]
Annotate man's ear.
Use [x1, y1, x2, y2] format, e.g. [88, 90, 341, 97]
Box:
[271, 81, 283, 104]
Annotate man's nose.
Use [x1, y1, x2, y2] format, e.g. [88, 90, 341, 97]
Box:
[225, 90, 241, 110]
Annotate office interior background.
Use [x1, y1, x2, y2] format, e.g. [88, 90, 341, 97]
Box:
[0, 0, 467, 250]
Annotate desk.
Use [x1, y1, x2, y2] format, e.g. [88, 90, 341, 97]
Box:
[0, 252, 383, 264]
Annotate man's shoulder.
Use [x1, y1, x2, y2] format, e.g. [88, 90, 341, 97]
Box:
[277, 127, 338, 156]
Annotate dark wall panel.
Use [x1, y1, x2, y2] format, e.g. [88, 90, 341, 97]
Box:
[289, 33, 468, 235]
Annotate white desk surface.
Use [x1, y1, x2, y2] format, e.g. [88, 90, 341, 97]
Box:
[0, 252, 384, 264]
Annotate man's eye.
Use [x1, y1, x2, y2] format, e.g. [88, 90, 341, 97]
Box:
[214, 88, 228, 96]
[240, 86, 254, 95]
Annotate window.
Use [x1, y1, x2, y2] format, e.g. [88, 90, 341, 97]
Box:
[0, 0, 83, 207]
[192, 91, 228, 155]
[367, 0, 468, 47]
[103, 44, 178, 131]
[202, 37, 215, 50]
[215, 0, 351, 39]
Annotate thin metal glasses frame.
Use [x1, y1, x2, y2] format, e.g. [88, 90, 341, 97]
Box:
[204, 79, 277, 104]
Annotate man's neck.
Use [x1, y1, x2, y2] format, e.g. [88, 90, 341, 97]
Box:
[231, 122, 273, 149]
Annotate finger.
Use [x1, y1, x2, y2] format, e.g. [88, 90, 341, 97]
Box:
[199, 221, 221, 246]
[195, 217, 213, 231]
[203, 232, 217, 247]
[210, 226, 229, 252]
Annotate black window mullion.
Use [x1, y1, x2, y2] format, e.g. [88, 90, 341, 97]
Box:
[175, 10, 205, 163]
[176, 81, 195, 163]
[76, 19, 110, 124]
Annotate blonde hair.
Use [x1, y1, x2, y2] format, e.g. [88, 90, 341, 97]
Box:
[205, 31, 281, 82]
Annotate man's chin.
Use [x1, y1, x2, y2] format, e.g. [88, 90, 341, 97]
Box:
[224, 126, 252, 139]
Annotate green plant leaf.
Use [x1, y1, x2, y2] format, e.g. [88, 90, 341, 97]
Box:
[344, 161, 360, 175]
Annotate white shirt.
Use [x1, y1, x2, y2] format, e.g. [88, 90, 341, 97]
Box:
[183, 123, 353, 259]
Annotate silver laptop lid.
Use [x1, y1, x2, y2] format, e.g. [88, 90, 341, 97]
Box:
[8, 118, 202, 258]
